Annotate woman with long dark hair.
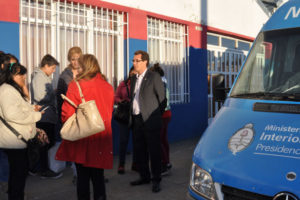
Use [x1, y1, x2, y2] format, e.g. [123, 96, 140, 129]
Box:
[0, 62, 46, 200]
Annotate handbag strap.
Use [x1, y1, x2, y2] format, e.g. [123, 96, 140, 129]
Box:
[75, 81, 86, 103]
[60, 81, 86, 108]
[0, 115, 27, 144]
[60, 94, 78, 108]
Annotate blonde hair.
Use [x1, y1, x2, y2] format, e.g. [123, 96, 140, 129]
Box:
[67, 47, 82, 67]
[77, 54, 107, 81]
[68, 47, 82, 68]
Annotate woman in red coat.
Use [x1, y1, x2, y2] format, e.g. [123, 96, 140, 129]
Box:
[56, 54, 114, 200]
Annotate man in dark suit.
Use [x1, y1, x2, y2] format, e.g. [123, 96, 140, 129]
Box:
[129, 50, 166, 193]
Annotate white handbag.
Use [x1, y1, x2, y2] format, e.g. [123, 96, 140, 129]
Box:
[60, 81, 105, 141]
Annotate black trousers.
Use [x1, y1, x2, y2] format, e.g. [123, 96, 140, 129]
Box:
[132, 114, 162, 182]
[75, 163, 106, 200]
[118, 122, 137, 166]
[36, 122, 55, 172]
[4, 148, 28, 200]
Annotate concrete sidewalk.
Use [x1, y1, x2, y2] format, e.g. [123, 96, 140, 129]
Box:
[0, 137, 200, 200]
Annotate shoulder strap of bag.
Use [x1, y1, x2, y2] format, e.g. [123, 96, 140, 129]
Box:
[75, 81, 86, 103]
[61, 94, 77, 108]
[0, 115, 27, 144]
[60, 81, 86, 108]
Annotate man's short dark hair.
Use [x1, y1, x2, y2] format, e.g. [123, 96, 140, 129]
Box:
[40, 54, 59, 68]
[134, 50, 149, 66]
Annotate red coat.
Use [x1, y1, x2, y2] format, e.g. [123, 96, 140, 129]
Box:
[56, 73, 114, 169]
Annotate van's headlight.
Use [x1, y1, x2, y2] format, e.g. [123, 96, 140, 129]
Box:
[189, 163, 217, 200]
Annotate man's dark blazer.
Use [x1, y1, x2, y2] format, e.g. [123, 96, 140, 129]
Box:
[129, 69, 166, 129]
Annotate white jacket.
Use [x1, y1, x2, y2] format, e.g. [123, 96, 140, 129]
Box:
[0, 84, 42, 149]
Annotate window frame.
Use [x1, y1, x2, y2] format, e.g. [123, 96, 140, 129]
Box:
[147, 17, 190, 104]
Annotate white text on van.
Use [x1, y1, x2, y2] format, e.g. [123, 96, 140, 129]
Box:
[284, 6, 300, 20]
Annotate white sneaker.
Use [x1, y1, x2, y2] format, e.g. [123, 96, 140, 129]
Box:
[28, 171, 38, 176]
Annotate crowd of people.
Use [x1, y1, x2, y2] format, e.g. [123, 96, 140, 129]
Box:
[0, 48, 172, 200]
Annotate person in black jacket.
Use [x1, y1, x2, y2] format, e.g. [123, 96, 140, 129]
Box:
[129, 50, 166, 193]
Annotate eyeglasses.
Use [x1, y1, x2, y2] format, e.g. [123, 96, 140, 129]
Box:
[132, 59, 144, 63]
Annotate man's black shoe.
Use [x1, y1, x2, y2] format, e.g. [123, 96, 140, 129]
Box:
[130, 179, 151, 186]
[152, 182, 161, 193]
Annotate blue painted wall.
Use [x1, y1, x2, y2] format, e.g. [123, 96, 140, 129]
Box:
[128, 38, 147, 61]
[167, 47, 208, 142]
[0, 21, 19, 182]
[122, 38, 147, 79]
[0, 21, 19, 58]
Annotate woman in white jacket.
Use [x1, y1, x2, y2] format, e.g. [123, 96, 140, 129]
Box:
[0, 62, 45, 200]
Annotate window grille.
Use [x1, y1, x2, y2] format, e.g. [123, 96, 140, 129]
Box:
[20, 0, 128, 89]
[147, 17, 190, 104]
[207, 33, 252, 120]
[207, 41, 248, 119]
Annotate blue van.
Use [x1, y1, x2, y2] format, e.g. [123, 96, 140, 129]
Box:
[188, 1, 300, 200]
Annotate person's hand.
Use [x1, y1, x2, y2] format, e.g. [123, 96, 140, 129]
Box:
[22, 85, 30, 99]
[34, 105, 42, 112]
[36, 128, 49, 145]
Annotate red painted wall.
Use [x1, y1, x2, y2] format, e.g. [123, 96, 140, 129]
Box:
[70, 0, 203, 45]
[0, 0, 204, 51]
[0, 0, 254, 48]
[189, 23, 206, 49]
[0, 0, 19, 23]
[128, 9, 147, 40]
[71, 0, 130, 12]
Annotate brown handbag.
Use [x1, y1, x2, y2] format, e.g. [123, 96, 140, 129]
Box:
[60, 81, 105, 141]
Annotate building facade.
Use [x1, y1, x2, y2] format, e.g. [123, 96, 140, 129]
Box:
[0, 0, 270, 181]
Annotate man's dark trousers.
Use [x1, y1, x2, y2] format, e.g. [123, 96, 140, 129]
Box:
[132, 114, 162, 183]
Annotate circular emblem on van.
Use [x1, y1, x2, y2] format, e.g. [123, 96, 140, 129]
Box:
[286, 172, 297, 181]
[228, 123, 255, 155]
[273, 192, 299, 200]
